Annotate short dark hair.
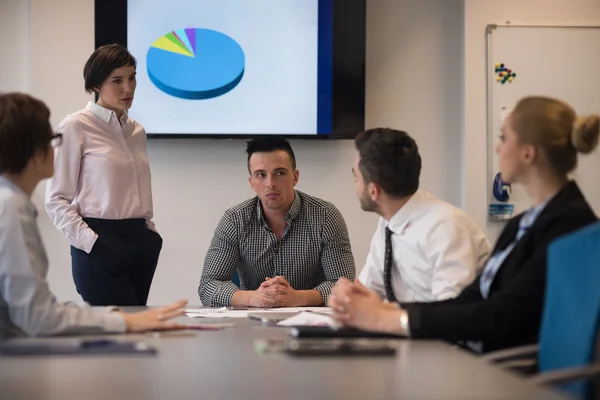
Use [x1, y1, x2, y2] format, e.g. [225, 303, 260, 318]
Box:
[84, 44, 137, 97]
[245, 136, 297, 172]
[0, 93, 52, 174]
[354, 128, 421, 198]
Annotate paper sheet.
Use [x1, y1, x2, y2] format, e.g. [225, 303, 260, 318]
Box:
[188, 310, 249, 319]
[269, 307, 332, 314]
[184, 307, 332, 319]
[276, 311, 338, 327]
[183, 307, 226, 316]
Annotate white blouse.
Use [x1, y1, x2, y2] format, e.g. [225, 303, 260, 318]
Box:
[45, 102, 156, 253]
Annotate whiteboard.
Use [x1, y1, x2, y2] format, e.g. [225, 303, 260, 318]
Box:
[486, 25, 600, 221]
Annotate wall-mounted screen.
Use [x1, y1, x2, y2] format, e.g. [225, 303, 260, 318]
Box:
[95, 0, 365, 138]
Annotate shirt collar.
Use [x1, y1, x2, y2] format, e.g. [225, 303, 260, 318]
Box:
[519, 195, 553, 230]
[256, 190, 302, 224]
[85, 101, 128, 124]
[0, 175, 38, 217]
[387, 190, 425, 235]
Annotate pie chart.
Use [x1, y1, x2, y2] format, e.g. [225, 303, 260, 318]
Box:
[146, 28, 245, 100]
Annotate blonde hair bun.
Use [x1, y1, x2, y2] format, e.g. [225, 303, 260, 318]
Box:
[572, 114, 600, 154]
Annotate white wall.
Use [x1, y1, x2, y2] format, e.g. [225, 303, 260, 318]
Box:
[0, 0, 29, 92]
[2, 0, 598, 306]
[463, 0, 600, 239]
[366, 0, 464, 207]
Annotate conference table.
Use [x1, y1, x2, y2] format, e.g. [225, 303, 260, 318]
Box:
[0, 309, 569, 400]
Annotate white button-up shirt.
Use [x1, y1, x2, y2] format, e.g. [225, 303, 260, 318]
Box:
[0, 176, 125, 339]
[358, 190, 491, 302]
[45, 102, 156, 253]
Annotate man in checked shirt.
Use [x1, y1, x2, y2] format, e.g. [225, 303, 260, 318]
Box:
[199, 136, 356, 307]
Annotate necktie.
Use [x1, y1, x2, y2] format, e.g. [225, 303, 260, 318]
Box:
[383, 227, 396, 302]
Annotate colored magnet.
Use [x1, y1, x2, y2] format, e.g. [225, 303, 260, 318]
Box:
[495, 63, 517, 84]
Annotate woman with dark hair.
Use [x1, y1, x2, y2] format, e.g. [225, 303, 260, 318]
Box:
[45, 44, 162, 306]
[0, 92, 186, 339]
[330, 95, 599, 353]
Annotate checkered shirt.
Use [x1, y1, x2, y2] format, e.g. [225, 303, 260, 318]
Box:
[198, 191, 356, 306]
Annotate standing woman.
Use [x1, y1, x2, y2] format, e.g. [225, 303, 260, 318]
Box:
[46, 44, 162, 306]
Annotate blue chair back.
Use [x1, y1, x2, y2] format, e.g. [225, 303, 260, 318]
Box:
[231, 271, 241, 288]
[540, 221, 600, 399]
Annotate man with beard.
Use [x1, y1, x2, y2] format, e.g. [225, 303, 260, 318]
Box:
[351, 128, 490, 303]
[199, 136, 355, 308]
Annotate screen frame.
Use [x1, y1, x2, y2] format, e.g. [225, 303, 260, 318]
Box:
[94, 0, 365, 139]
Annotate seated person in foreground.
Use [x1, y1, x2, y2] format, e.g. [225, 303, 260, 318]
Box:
[199, 136, 356, 307]
[0, 92, 187, 339]
[330, 96, 599, 353]
[352, 128, 491, 302]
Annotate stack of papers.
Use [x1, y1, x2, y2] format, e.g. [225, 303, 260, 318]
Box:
[184, 307, 332, 319]
[276, 311, 339, 327]
[184, 307, 245, 319]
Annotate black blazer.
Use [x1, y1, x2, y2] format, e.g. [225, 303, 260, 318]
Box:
[403, 181, 597, 353]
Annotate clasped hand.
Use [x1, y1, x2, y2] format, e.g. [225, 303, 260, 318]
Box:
[329, 278, 401, 333]
[249, 276, 300, 308]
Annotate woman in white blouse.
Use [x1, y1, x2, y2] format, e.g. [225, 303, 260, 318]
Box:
[46, 44, 161, 306]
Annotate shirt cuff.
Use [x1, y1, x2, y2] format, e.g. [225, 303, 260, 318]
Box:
[80, 228, 99, 254]
[145, 219, 157, 233]
[400, 309, 411, 337]
[314, 281, 334, 306]
[100, 311, 127, 333]
[402, 304, 423, 338]
[213, 283, 239, 307]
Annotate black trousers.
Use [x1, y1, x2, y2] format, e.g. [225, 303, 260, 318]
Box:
[71, 218, 163, 306]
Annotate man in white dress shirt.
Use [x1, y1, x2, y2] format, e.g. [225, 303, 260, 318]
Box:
[0, 92, 186, 339]
[352, 128, 491, 302]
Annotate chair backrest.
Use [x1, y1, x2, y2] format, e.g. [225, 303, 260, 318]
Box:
[231, 271, 241, 288]
[540, 221, 600, 399]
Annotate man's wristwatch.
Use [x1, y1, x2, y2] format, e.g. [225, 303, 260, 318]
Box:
[399, 309, 411, 337]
